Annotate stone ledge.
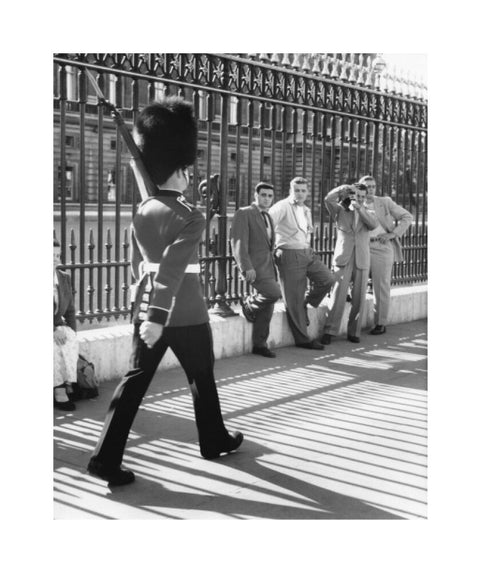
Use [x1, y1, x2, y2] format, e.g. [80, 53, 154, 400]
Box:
[78, 283, 427, 383]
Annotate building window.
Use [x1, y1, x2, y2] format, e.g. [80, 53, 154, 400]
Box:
[230, 96, 238, 124]
[228, 176, 237, 202]
[154, 82, 166, 101]
[197, 90, 207, 120]
[263, 156, 271, 166]
[110, 140, 117, 150]
[108, 74, 117, 106]
[65, 66, 77, 101]
[65, 135, 75, 147]
[57, 165, 75, 201]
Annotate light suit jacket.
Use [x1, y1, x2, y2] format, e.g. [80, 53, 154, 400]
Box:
[370, 196, 413, 262]
[325, 187, 378, 270]
[230, 204, 276, 280]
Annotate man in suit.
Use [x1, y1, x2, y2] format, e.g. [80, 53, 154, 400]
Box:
[320, 183, 378, 344]
[359, 175, 413, 335]
[87, 97, 243, 487]
[230, 182, 281, 358]
[269, 176, 336, 349]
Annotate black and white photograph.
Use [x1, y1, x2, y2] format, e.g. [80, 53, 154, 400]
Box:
[52, 51, 428, 519]
[4, 2, 479, 570]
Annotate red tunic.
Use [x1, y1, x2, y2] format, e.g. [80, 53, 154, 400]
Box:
[130, 189, 209, 327]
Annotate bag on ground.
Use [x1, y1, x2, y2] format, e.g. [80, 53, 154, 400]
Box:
[76, 354, 99, 399]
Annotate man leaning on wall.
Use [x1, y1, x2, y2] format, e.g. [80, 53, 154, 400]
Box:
[230, 182, 281, 358]
[269, 176, 336, 350]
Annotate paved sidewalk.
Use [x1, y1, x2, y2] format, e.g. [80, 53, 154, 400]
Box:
[54, 319, 427, 519]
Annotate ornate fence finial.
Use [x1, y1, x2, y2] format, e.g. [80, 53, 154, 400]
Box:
[292, 53, 301, 69]
[281, 53, 291, 67]
[259, 53, 269, 62]
[247, 53, 257, 60]
[321, 54, 330, 76]
[271, 53, 281, 65]
[330, 54, 340, 79]
[340, 55, 349, 81]
[348, 62, 358, 83]
[365, 68, 374, 88]
[311, 53, 321, 74]
[302, 54, 311, 72]
[357, 66, 366, 86]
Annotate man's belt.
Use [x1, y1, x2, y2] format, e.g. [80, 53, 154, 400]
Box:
[142, 262, 201, 274]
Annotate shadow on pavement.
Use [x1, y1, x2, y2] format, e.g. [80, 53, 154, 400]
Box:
[54, 319, 427, 519]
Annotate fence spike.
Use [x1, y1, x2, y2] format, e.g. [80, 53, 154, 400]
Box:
[281, 53, 291, 67]
[321, 54, 330, 76]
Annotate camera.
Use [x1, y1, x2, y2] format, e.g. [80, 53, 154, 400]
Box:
[340, 190, 357, 211]
[339, 183, 367, 211]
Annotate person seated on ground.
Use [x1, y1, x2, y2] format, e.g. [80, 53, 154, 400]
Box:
[53, 238, 79, 411]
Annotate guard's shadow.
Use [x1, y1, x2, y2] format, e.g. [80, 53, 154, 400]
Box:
[54, 323, 427, 519]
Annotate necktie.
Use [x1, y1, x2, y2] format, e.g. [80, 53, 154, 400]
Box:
[261, 211, 273, 245]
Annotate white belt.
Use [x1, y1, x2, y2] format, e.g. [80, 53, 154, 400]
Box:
[142, 262, 200, 274]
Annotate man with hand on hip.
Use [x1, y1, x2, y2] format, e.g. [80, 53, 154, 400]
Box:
[87, 97, 243, 487]
[231, 182, 281, 358]
[269, 176, 336, 350]
[359, 175, 413, 335]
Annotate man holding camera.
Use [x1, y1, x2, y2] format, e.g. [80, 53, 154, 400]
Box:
[320, 183, 378, 344]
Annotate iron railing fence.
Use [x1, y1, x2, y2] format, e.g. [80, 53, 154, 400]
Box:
[53, 53, 427, 327]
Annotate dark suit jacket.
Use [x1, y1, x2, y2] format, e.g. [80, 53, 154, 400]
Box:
[54, 270, 76, 331]
[230, 204, 276, 280]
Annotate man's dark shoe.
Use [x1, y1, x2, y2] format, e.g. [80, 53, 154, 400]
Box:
[54, 399, 76, 411]
[201, 431, 244, 460]
[240, 299, 256, 323]
[252, 346, 276, 358]
[347, 334, 360, 343]
[320, 333, 333, 345]
[369, 325, 386, 335]
[87, 457, 135, 487]
[296, 340, 324, 350]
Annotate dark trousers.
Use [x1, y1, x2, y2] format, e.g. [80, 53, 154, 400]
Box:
[246, 277, 282, 347]
[91, 322, 230, 467]
[275, 248, 335, 344]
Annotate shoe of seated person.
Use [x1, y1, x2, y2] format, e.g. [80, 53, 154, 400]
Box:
[369, 325, 386, 335]
[347, 334, 360, 343]
[252, 346, 276, 358]
[54, 386, 76, 411]
[54, 399, 76, 411]
[296, 340, 324, 350]
[201, 431, 244, 460]
[87, 457, 135, 487]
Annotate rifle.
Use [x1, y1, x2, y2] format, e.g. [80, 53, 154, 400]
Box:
[85, 68, 156, 201]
